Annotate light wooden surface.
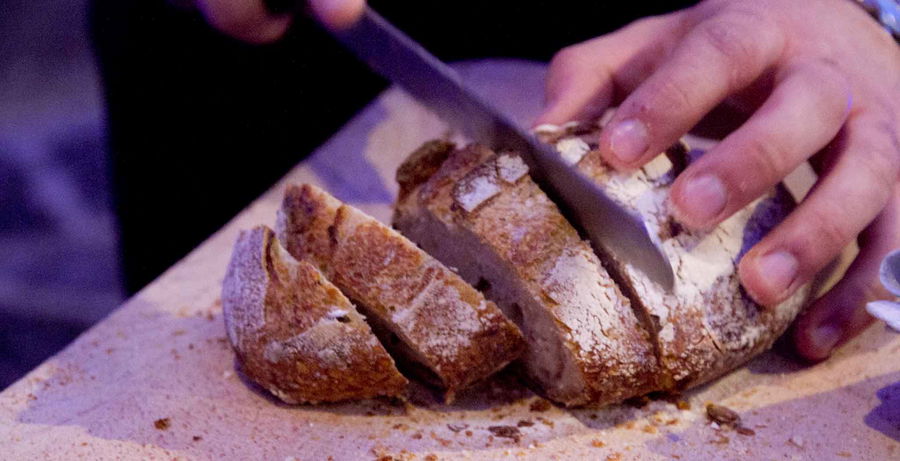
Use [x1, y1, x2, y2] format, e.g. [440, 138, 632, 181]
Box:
[2, 60, 899, 460]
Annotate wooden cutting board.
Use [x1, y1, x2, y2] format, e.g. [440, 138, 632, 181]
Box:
[2, 60, 898, 460]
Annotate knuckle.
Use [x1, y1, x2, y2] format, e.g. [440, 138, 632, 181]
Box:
[696, 8, 777, 67]
[739, 136, 789, 192]
[802, 207, 852, 260]
[860, 129, 900, 193]
[633, 76, 697, 117]
[797, 59, 852, 117]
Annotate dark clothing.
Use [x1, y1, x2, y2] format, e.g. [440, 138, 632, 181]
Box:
[90, 1, 695, 293]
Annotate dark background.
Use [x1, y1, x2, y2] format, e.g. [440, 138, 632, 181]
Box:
[0, 0, 693, 389]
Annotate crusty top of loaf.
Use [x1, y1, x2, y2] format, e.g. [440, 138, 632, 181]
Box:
[277, 184, 525, 400]
[221, 226, 408, 404]
[536, 121, 810, 388]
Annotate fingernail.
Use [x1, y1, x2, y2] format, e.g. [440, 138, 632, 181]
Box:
[756, 250, 799, 298]
[807, 322, 842, 357]
[607, 119, 649, 163]
[677, 174, 727, 224]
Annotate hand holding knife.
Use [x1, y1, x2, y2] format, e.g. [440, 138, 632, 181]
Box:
[327, 6, 676, 291]
[242, 0, 676, 290]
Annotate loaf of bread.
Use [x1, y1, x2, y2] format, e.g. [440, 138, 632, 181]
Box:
[394, 122, 810, 404]
[222, 226, 408, 404]
[222, 118, 810, 407]
[394, 142, 660, 406]
[535, 121, 810, 389]
[277, 184, 525, 401]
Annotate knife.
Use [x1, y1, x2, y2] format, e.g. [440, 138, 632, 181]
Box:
[329, 7, 675, 291]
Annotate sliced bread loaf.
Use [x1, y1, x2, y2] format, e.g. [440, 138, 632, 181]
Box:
[394, 143, 660, 406]
[277, 184, 525, 401]
[222, 226, 408, 404]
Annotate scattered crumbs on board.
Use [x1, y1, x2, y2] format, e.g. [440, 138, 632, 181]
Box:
[153, 418, 170, 430]
[487, 425, 522, 443]
[529, 399, 552, 412]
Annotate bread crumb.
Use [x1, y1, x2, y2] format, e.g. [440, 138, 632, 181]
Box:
[529, 399, 552, 412]
[642, 424, 658, 434]
[788, 436, 804, 448]
[837, 451, 852, 458]
[706, 403, 741, 426]
[153, 418, 170, 430]
[676, 400, 691, 410]
[447, 422, 469, 433]
[488, 425, 522, 443]
[591, 439, 606, 448]
[605, 453, 623, 461]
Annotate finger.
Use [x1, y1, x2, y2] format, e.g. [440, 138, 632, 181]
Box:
[197, 0, 293, 43]
[597, 8, 785, 169]
[738, 111, 900, 307]
[533, 14, 684, 127]
[670, 59, 852, 230]
[309, 0, 366, 30]
[793, 186, 900, 361]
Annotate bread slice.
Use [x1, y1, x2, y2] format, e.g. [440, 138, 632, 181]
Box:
[535, 121, 810, 389]
[221, 225, 408, 404]
[393, 142, 660, 406]
[277, 184, 525, 401]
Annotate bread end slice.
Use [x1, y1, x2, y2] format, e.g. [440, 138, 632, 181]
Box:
[222, 225, 408, 404]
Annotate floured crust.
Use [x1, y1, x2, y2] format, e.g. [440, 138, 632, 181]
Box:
[395, 145, 660, 406]
[277, 184, 525, 401]
[221, 226, 408, 404]
[536, 121, 810, 389]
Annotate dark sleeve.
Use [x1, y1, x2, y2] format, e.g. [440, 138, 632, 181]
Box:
[91, 0, 385, 292]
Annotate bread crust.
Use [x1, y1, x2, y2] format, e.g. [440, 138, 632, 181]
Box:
[537, 121, 810, 389]
[221, 226, 408, 404]
[277, 184, 525, 401]
[395, 145, 660, 406]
